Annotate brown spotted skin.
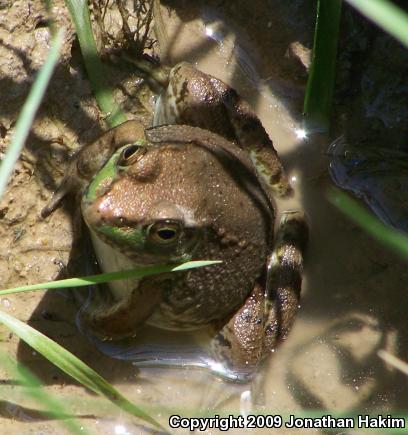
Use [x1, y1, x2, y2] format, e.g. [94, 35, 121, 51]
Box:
[212, 210, 307, 372]
[78, 276, 165, 339]
[155, 62, 292, 197]
[80, 125, 273, 333]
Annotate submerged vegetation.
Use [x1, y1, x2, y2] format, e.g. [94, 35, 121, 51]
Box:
[0, 0, 407, 432]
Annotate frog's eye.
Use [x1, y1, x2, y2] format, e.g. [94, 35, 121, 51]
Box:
[117, 143, 145, 166]
[147, 220, 182, 245]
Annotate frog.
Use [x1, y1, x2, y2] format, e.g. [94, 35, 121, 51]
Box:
[42, 60, 307, 377]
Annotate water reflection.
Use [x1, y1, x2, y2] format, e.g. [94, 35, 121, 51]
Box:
[82, 324, 256, 382]
[329, 137, 408, 233]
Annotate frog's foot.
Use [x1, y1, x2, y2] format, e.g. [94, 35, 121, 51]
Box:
[41, 121, 146, 218]
[121, 52, 171, 93]
[41, 170, 79, 218]
[211, 210, 307, 374]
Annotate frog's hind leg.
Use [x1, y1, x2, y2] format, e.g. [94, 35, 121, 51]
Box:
[211, 281, 266, 376]
[263, 210, 308, 350]
[211, 210, 307, 376]
[223, 94, 293, 198]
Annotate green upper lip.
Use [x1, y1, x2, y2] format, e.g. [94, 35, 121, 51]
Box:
[83, 151, 119, 202]
[96, 224, 145, 249]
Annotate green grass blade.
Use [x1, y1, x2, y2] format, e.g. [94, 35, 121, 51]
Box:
[328, 188, 408, 260]
[64, 0, 127, 127]
[0, 260, 221, 295]
[303, 0, 342, 132]
[0, 351, 90, 435]
[0, 310, 166, 431]
[0, 29, 64, 199]
[345, 0, 408, 48]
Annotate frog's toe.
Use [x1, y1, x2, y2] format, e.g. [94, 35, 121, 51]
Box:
[122, 53, 171, 93]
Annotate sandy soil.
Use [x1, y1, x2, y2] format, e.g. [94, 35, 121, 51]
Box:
[0, 1, 407, 434]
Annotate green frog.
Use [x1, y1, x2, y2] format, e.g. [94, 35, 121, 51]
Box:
[42, 61, 307, 377]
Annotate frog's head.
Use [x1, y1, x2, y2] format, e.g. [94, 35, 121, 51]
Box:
[81, 125, 276, 269]
[81, 140, 203, 264]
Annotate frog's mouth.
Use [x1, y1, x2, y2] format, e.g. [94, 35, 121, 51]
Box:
[98, 223, 199, 260]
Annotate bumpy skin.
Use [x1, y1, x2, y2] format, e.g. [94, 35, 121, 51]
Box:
[212, 211, 307, 369]
[43, 61, 307, 374]
[147, 61, 292, 197]
[80, 125, 273, 336]
[125, 56, 291, 195]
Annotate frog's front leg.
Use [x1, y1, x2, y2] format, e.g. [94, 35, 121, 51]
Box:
[77, 278, 163, 340]
[212, 211, 307, 372]
[41, 120, 146, 217]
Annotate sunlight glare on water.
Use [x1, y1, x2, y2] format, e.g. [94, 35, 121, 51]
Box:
[240, 389, 253, 418]
[295, 128, 308, 140]
[114, 424, 131, 435]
